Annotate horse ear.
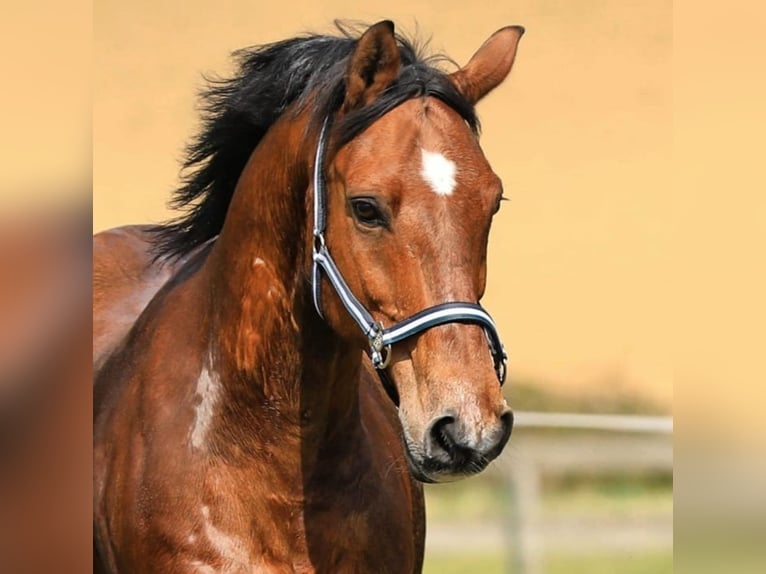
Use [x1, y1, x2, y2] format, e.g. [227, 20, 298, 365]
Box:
[342, 20, 401, 113]
[449, 26, 525, 105]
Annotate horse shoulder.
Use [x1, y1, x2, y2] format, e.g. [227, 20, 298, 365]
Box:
[94, 248, 214, 573]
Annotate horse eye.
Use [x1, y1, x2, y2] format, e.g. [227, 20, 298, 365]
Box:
[350, 198, 384, 227]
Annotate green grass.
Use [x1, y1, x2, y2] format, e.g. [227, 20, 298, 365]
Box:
[424, 476, 510, 522]
[423, 552, 503, 574]
[424, 471, 673, 522]
[542, 475, 673, 518]
[546, 551, 672, 574]
[423, 550, 673, 574]
[422, 472, 673, 573]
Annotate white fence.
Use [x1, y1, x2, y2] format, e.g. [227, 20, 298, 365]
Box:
[505, 412, 672, 574]
[426, 412, 673, 574]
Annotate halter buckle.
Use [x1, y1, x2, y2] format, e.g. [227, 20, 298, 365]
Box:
[369, 322, 392, 369]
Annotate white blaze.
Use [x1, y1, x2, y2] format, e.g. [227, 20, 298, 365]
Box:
[191, 362, 220, 449]
[420, 149, 456, 196]
[198, 506, 251, 571]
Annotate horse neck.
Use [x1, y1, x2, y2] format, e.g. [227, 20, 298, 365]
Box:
[199, 113, 365, 463]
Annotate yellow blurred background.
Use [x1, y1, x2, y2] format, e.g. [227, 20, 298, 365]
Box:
[0, 3, 90, 203]
[94, 0, 672, 411]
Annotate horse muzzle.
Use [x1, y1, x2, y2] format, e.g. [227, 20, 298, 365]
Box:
[403, 407, 514, 483]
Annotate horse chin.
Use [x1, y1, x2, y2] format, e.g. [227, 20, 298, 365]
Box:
[406, 459, 484, 484]
[402, 441, 488, 484]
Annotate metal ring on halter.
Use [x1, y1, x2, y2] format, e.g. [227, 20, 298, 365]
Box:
[369, 322, 393, 369]
[371, 345, 392, 369]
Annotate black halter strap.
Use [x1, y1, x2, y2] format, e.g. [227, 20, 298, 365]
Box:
[311, 118, 508, 402]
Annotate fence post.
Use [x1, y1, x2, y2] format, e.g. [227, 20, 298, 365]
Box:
[508, 458, 542, 574]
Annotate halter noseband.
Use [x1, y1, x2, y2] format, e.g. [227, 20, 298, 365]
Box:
[311, 118, 508, 392]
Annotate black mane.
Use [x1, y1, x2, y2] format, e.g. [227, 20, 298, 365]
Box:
[150, 22, 479, 260]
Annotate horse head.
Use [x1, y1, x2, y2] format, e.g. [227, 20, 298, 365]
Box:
[315, 21, 524, 482]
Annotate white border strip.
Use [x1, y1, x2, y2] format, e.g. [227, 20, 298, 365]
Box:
[514, 411, 673, 433]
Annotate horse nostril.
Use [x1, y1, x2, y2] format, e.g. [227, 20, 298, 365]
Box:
[427, 415, 458, 459]
[500, 410, 514, 442]
[426, 410, 513, 468]
[500, 411, 513, 437]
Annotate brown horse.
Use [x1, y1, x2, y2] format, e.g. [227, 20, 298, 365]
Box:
[94, 21, 524, 573]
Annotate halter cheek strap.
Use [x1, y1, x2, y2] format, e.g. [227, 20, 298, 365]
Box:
[311, 118, 508, 389]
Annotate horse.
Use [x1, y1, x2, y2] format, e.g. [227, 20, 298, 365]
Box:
[94, 20, 524, 573]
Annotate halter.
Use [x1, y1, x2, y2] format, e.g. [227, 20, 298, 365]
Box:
[311, 118, 508, 394]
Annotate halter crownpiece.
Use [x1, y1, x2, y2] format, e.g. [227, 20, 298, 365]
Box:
[311, 118, 508, 386]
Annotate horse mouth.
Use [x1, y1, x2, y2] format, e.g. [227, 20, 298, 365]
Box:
[401, 437, 490, 484]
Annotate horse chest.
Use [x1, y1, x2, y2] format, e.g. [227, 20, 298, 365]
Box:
[175, 479, 417, 574]
[297, 470, 418, 572]
[149, 439, 417, 573]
